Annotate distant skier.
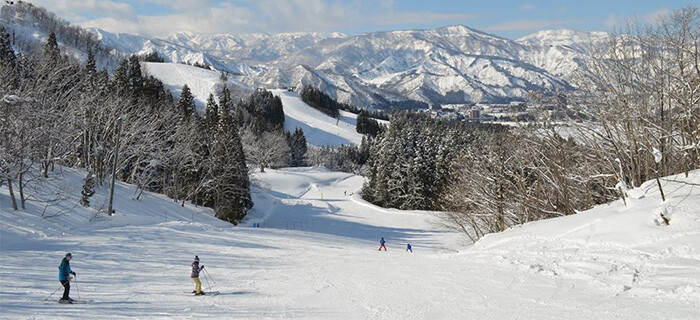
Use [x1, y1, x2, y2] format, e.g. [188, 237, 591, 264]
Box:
[58, 253, 77, 303]
[406, 243, 413, 253]
[191, 256, 205, 295]
[378, 237, 387, 251]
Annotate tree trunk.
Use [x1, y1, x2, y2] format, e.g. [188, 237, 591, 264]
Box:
[7, 178, 18, 210]
[19, 172, 26, 209]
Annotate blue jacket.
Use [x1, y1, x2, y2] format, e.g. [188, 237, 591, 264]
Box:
[58, 258, 71, 281]
[380, 238, 385, 245]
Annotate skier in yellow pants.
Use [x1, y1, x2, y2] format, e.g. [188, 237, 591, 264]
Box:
[191, 255, 205, 295]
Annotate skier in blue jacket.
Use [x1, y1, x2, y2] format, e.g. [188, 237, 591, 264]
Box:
[58, 253, 76, 303]
[378, 237, 387, 251]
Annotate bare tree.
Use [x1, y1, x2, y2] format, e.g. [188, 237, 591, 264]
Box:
[241, 130, 290, 172]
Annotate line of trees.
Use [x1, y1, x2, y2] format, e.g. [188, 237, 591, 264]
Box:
[299, 86, 341, 118]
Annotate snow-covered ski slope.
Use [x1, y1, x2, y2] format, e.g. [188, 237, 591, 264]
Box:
[143, 62, 367, 147]
[270, 90, 365, 146]
[1, 166, 699, 319]
[143, 62, 246, 109]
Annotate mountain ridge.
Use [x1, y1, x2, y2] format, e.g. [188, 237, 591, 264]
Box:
[1, 2, 609, 109]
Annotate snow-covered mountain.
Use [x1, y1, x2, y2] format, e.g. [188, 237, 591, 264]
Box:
[1, 2, 609, 109]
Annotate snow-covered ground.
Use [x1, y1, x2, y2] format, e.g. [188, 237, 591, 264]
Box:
[1, 166, 699, 319]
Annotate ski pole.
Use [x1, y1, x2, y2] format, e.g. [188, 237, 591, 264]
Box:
[202, 272, 212, 291]
[44, 284, 65, 301]
[204, 268, 216, 287]
[74, 275, 80, 300]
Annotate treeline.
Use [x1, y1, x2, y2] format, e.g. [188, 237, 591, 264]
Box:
[306, 138, 371, 174]
[338, 102, 390, 121]
[300, 86, 341, 118]
[298, 85, 385, 136]
[356, 111, 382, 136]
[362, 112, 618, 241]
[0, 29, 309, 224]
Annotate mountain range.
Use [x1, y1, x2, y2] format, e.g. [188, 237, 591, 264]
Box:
[1, 2, 610, 109]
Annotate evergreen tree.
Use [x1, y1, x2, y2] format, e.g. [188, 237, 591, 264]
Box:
[79, 172, 96, 207]
[204, 93, 219, 134]
[43, 32, 60, 65]
[207, 108, 252, 224]
[83, 49, 97, 90]
[112, 58, 129, 95]
[218, 83, 233, 114]
[0, 26, 18, 90]
[178, 84, 196, 119]
[288, 127, 308, 167]
[127, 55, 143, 96]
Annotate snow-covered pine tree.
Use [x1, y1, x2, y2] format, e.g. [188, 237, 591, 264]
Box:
[288, 127, 308, 167]
[204, 93, 219, 135]
[178, 84, 196, 119]
[127, 55, 143, 98]
[80, 171, 96, 207]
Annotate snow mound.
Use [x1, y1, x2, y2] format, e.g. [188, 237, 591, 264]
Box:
[471, 170, 700, 302]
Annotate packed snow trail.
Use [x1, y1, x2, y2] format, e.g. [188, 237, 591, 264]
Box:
[1, 167, 699, 319]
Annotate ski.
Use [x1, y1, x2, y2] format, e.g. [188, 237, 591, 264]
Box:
[57, 299, 92, 304]
[184, 291, 220, 296]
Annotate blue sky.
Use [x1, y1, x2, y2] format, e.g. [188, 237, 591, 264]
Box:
[31, 0, 699, 38]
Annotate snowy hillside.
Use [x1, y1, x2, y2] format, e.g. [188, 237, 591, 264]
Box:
[142, 62, 367, 147]
[2, 164, 699, 319]
[471, 171, 700, 302]
[270, 89, 365, 147]
[143, 62, 249, 109]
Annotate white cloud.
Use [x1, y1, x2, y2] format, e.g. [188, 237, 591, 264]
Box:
[30, 0, 137, 22]
[79, 3, 255, 36]
[486, 19, 585, 32]
[604, 7, 671, 29]
[30, 0, 478, 36]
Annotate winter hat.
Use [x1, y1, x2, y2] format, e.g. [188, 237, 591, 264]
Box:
[194, 255, 199, 261]
[65, 253, 72, 257]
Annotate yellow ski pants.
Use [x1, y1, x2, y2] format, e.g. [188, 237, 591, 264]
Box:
[192, 277, 202, 294]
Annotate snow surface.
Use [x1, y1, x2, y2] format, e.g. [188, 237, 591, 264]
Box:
[143, 62, 247, 109]
[270, 90, 365, 147]
[1, 166, 699, 319]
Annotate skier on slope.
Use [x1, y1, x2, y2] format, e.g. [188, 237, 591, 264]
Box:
[406, 243, 413, 253]
[378, 237, 387, 251]
[58, 253, 77, 303]
[191, 256, 205, 295]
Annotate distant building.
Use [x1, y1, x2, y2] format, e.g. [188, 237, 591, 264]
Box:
[469, 109, 481, 120]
